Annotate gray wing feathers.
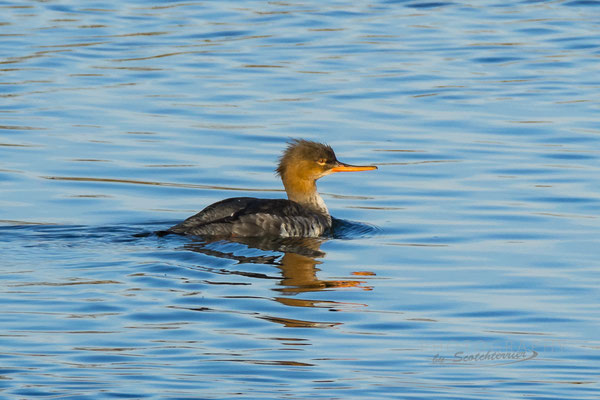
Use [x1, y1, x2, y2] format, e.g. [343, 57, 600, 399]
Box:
[166, 197, 331, 238]
[168, 197, 255, 234]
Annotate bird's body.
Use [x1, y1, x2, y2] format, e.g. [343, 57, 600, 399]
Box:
[167, 197, 331, 237]
[163, 139, 376, 238]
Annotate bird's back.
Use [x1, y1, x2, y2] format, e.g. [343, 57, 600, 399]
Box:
[166, 197, 332, 238]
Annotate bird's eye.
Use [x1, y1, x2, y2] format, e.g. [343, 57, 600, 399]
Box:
[317, 158, 327, 165]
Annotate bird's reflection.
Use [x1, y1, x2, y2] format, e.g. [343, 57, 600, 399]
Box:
[182, 235, 372, 295]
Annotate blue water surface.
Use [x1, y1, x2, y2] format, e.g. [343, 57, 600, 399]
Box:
[1, 0, 599, 398]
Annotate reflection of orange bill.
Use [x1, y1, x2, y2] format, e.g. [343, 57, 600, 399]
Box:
[352, 271, 376, 276]
[331, 162, 378, 173]
[329, 280, 365, 288]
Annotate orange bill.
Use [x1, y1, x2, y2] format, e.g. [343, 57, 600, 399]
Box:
[330, 162, 377, 173]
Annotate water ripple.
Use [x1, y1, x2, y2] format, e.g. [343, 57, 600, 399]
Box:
[1, 0, 599, 398]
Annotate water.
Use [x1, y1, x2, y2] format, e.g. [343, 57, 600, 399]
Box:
[1, 0, 600, 398]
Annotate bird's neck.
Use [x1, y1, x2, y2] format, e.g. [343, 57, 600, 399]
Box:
[282, 176, 329, 216]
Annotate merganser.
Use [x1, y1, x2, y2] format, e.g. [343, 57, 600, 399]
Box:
[164, 139, 377, 238]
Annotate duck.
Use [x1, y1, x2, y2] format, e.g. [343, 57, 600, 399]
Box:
[163, 139, 377, 238]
